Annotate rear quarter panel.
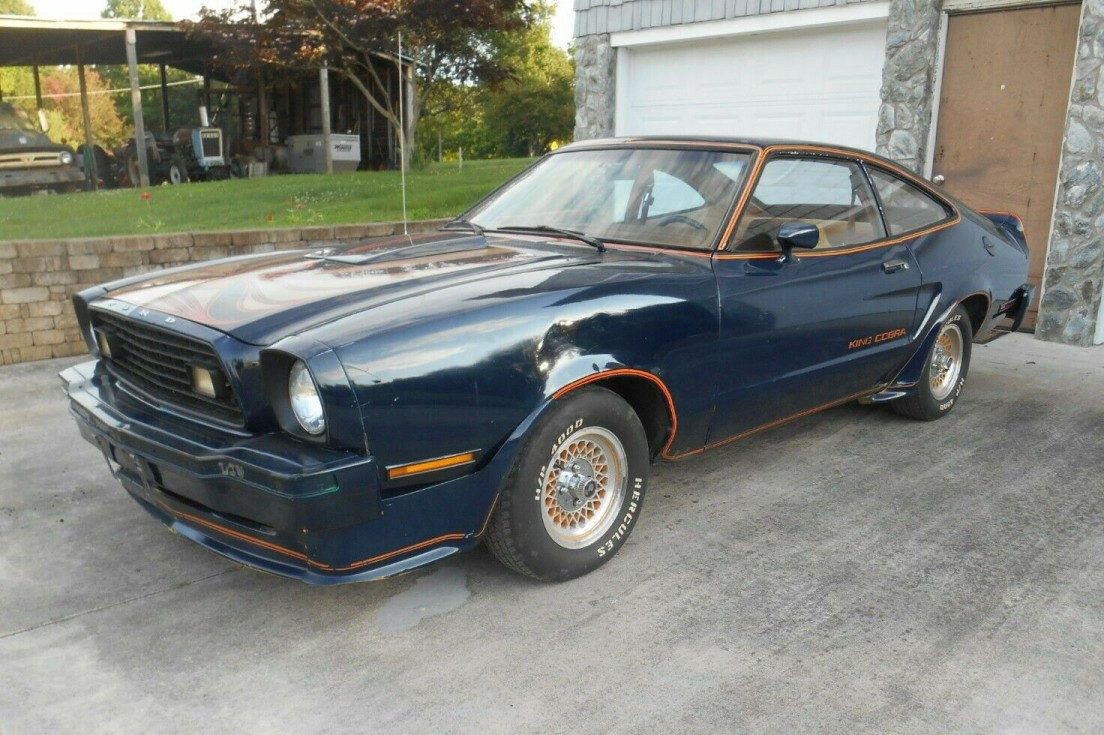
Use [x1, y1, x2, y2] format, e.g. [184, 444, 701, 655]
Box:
[908, 213, 1028, 336]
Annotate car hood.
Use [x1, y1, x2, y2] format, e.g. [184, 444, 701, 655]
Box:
[106, 231, 608, 345]
[0, 129, 70, 155]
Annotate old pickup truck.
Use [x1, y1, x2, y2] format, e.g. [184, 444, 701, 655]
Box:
[0, 102, 83, 195]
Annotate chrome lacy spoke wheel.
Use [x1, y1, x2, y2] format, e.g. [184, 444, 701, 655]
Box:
[541, 426, 627, 549]
[929, 322, 964, 401]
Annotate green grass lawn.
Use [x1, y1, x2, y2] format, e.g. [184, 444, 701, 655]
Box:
[0, 158, 533, 241]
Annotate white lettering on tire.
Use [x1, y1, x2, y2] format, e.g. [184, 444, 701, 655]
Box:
[597, 485, 643, 557]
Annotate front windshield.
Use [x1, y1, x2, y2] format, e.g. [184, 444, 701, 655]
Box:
[0, 103, 39, 133]
[468, 147, 753, 250]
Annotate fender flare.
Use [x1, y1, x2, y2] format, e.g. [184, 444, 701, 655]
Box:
[874, 292, 982, 400]
[476, 363, 678, 521]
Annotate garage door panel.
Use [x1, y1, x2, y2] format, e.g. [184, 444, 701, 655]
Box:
[618, 20, 888, 150]
[633, 110, 689, 134]
[823, 71, 882, 95]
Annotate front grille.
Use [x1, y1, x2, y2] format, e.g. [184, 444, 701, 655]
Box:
[200, 131, 222, 158]
[91, 309, 244, 425]
[0, 152, 65, 169]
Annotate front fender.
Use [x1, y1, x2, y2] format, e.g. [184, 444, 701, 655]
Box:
[335, 300, 714, 486]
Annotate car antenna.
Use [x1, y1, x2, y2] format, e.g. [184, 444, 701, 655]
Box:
[397, 31, 411, 244]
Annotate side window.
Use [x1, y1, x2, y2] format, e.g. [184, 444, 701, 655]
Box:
[649, 171, 706, 217]
[729, 157, 886, 252]
[867, 168, 951, 235]
[610, 179, 633, 223]
[613, 171, 707, 223]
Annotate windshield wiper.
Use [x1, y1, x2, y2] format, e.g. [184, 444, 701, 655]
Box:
[442, 218, 485, 235]
[495, 224, 606, 253]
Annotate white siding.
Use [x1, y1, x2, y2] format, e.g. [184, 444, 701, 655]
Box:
[575, 0, 880, 37]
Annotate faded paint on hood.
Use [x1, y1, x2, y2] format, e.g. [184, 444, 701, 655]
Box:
[108, 232, 596, 345]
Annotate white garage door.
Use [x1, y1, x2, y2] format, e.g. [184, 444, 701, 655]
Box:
[616, 21, 888, 151]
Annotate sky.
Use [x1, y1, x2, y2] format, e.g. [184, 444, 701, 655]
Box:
[24, 0, 578, 48]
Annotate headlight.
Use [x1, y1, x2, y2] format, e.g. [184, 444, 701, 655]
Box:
[60, 151, 73, 165]
[288, 360, 325, 435]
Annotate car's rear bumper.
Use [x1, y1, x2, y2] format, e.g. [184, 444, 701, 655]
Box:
[62, 361, 500, 584]
[976, 282, 1036, 344]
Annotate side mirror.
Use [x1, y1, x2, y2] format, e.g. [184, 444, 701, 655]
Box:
[37, 109, 50, 134]
[777, 221, 819, 262]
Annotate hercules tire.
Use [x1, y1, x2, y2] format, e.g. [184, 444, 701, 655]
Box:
[892, 305, 973, 421]
[486, 386, 650, 582]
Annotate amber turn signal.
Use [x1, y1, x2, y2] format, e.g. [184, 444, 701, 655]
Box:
[387, 451, 477, 480]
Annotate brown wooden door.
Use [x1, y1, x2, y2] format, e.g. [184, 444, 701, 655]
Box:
[932, 2, 1081, 327]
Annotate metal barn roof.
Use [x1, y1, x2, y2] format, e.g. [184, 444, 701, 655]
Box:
[0, 17, 218, 75]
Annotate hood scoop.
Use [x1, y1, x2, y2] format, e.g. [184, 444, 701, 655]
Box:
[306, 235, 489, 266]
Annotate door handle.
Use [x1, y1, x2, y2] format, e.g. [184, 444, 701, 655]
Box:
[982, 236, 997, 256]
[882, 259, 910, 274]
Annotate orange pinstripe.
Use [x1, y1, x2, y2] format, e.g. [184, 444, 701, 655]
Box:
[158, 493, 502, 574]
[552, 368, 879, 462]
[665, 388, 877, 459]
[552, 368, 680, 457]
[715, 144, 962, 259]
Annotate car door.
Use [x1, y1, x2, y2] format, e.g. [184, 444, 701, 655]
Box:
[707, 152, 923, 446]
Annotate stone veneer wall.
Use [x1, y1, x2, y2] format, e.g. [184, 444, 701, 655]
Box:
[574, 34, 617, 141]
[874, 0, 943, 174]
[875, 0, 1104, 345]
[0, 219, 447, 366]
[1036, 0, 1104, 346]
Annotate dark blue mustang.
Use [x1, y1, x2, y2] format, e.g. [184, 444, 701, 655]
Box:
[62, 138, 1033, 583]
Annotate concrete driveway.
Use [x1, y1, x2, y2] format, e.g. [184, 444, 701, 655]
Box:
[1, 333, 1102, 733]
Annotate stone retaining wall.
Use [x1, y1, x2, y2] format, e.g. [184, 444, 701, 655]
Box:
[0, 219, 448, 366]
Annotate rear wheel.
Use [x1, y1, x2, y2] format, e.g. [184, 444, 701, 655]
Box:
[486, 386, 650, 581]
[892, 305, 972, 421]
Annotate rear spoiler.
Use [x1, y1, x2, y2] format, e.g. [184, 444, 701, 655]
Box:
[979, 210, 1028, 254]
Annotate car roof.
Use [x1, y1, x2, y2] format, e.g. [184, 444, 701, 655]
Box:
[554, 135, 958, 209]
[559, 135, 885, 161]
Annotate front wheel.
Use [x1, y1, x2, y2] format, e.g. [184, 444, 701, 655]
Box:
[892, 305, 973, 421]
[167, 157, 189, 185]
[486, 386, 650, 581]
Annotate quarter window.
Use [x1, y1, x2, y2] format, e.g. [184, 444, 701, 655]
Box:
[867, 168, 951, 235]
[729, 157, 886, 252]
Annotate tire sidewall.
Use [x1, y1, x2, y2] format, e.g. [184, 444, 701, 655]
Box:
[168, 159, 188, 185]
[508, 388, 650, 580]
[919, 308, 973, 416]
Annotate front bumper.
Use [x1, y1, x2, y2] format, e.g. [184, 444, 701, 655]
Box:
[0, 165, 84, 190]
[63, 361, 497, 584]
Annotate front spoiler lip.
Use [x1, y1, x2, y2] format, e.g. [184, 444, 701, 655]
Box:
[128, 489, 461, 585]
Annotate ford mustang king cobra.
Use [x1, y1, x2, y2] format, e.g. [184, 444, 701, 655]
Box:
[62, 138, 1033, 583]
